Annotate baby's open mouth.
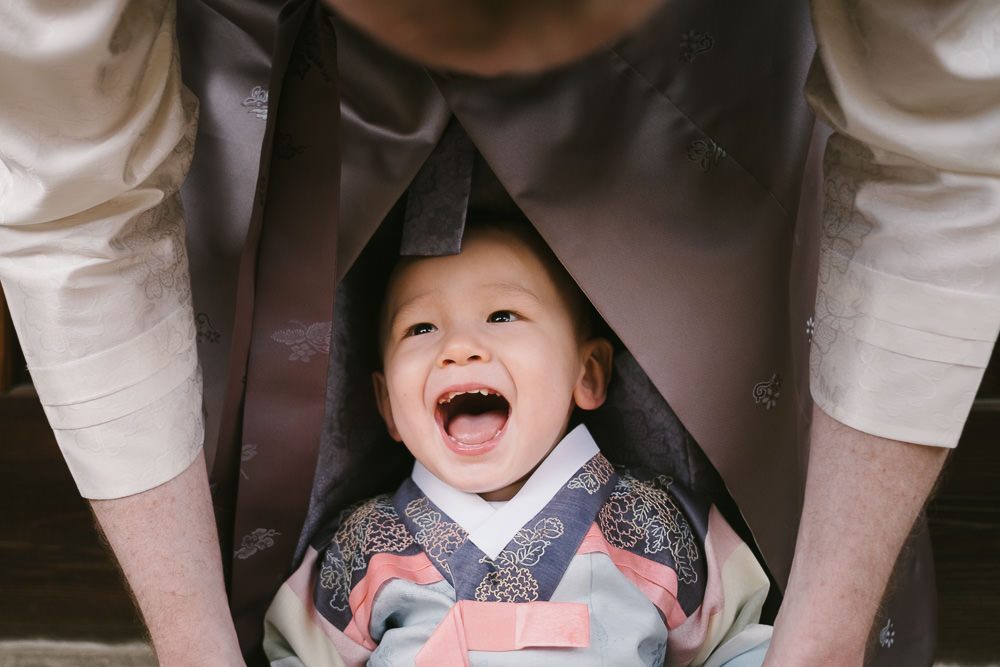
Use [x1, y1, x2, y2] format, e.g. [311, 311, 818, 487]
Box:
[436, 388, 510, 446]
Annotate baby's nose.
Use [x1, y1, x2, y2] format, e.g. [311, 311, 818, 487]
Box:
[438, 334, 490, 366]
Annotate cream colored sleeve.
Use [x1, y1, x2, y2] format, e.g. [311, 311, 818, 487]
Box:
[0, 0, 204, 497]
[807, 0, 1000, 447]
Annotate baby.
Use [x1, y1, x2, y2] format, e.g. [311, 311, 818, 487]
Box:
[264, 221, 773, 666]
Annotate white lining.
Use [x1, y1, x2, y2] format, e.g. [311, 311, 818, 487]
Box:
[411, 424, 599, 559]
[411, 462, 494, 533]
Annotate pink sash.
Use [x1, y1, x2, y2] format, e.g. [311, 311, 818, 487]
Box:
[415, 600, 590, 666]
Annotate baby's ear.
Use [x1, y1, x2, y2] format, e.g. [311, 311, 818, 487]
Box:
[372, 371, 402, 442]
[573, 338, 614, 411]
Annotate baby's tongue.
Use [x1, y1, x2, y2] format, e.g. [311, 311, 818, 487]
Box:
[447, 409, 507, 445]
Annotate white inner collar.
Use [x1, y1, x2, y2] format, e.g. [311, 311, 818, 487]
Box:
[410, 423, 600, 559]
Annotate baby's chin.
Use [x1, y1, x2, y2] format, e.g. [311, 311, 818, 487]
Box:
[432, 464, 531, 502]
[476, 480, 527, 502]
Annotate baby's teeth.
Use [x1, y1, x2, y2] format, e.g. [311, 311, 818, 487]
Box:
[440, 388, 497, 403]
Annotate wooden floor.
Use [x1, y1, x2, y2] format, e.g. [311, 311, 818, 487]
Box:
[0, 393, 997, 662]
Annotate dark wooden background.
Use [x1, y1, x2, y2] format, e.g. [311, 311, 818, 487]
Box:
[1, 290, 997, 661]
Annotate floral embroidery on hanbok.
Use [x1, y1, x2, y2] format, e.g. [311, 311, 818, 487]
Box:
[568, 455, 614, 494]
[195, 312, 221, 343]
[752, 373, 782, 410]
[405, 497, 467, 578]
[474, 517, 565, 602]
[240, 442, 258, 480]
[879, 618, 895, 648]
[241, 85, 269, 120]
[599, 473, 700, 584]
[687, 138, 726, 172]
[810, 135, 877, 377]
[109, 194, 190, 302]
[319, 495, 413, 610]
[679, 30, 715, 63]
[318, 559, 351, 610]
[235, 528, 280, 560]
[271, 320, 332, 362]
[274, 131, 306, 160]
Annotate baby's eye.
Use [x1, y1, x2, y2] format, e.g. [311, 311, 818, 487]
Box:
[405, 322, 437, 337]
[487, 310, 519, 323]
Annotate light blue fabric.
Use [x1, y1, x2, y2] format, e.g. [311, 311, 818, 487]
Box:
[367, 579, 454, 666]
[368, 552, 668, 666]
[717, 641, 768, 666]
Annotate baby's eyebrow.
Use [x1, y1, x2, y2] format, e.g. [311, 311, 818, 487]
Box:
[388, 291, 436, 327]
[482, 281, 542, 303]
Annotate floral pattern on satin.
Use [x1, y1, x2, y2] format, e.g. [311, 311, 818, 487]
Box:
[271, 320, 333, 362]
[236, 528, 281, 560]
[242, 86, 269, 121]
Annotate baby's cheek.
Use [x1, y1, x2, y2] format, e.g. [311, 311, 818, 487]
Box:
[388, 389, 420, 429]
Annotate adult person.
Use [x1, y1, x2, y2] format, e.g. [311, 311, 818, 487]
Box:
[0, 2, 997, 667]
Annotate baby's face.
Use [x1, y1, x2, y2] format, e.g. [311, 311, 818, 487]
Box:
[374, 228, 610, 500]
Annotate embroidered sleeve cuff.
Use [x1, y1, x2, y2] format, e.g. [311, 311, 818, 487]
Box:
[47, 360, 205, 500]
[24, 305, 205, 499]
[810, 253, 1000, 447]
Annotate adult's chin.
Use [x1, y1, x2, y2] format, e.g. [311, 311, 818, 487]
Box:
[323, 0, 664, 76]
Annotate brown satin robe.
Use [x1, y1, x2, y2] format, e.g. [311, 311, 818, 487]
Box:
[175, 0, 936, 664]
